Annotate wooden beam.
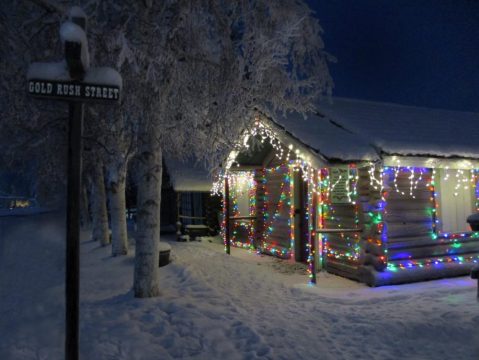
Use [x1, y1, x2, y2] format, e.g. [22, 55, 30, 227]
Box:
[230, 216, 257, 221]
[224, 175, 231, 255]
[179, 215, 206, 220]
[176, 192, 181, 241]
[228, 165, 262, 171]
[310, 171, 318, 284]
[383, 155, 479, 169]
[315, 228, 363, 233]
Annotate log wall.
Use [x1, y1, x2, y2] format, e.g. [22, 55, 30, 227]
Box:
[323, 167, 367, 280]
[259, 165, 292, 257]
[359, 167, 479, 286]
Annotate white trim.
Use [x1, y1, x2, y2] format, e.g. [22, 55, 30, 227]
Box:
[383, 155, 479, 169]
[261, 116, 329, 169]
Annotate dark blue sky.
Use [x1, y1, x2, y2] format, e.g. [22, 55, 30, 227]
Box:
[309, 0, 479, 112]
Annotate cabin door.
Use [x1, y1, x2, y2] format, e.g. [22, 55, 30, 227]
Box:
[293, 171, 309, 262]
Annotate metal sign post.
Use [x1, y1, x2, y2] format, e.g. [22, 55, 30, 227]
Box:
[27, 8, 121, 360]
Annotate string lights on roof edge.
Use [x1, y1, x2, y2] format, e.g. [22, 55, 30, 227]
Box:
[216, 117, 479, 278]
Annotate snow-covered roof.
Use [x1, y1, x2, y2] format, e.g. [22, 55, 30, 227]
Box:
[267, 98, 479, 163]
[165, 157, 212, 192]
[271, 110, 379, 162]
[318, 98, 479, 159]
[170, 98, 479, 187]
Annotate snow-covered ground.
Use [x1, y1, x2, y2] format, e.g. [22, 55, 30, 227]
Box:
[1, 213, 479, 359]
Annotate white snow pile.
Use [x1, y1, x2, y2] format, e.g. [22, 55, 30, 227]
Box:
[1, 213, 479, 359]
[60, 21, 90, 70]
[159, 241, 171, 252]
[27, 61, 70, 81]
[84, 67, 123, 89]
[28, 62, 122, 89]
[0, 213, 66, 359]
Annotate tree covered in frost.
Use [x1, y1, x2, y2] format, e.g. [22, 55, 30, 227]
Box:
[84, 0, 334, 297]
[0, 1, 70, 204]
[2, 0, 333, 298]
[81, 9, 140, 255]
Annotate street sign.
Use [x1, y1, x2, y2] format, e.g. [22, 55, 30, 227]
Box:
[27, 6, 121, 360]
[28, 79, 120, 102]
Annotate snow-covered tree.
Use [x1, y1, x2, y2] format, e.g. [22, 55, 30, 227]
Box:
[83, 3, 145, 257]
[0, 1, 69, 205]
[92, 107, 135, 256]
[83, 146, 110, 246]
[2, 0, 333, 299]
[103, 0, 334, 297]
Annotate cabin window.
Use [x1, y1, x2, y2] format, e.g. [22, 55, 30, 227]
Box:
[228, 171, 256, 247]
[180, 193, 203, 225]
[437, 169, 475, 233]
[230, 172, 255, 216]
[181, 194, 192, 225]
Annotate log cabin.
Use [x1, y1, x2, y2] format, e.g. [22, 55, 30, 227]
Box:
[221, 98, 479, 286]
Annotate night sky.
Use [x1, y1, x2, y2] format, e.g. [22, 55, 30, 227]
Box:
[309, 0, 479, 112]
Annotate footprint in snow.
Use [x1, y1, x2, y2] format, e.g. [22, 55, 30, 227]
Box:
[255, 345, 272, 357]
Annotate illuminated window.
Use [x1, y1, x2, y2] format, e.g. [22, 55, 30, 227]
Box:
[437, 169, 475, 233]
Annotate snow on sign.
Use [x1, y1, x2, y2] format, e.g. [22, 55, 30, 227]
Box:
[28, 79, 120, 102]
[25, 6, 123, 360]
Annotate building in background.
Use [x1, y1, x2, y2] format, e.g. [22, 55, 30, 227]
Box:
[164, 157, 221, 240]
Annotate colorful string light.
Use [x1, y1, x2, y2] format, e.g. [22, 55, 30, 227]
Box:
[217, 117, 479, 282]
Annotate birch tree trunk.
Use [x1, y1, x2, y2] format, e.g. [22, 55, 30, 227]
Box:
[80, 184, 91, 229]
[90, 163, 110, 246]
[134, 137, 162, 298]
[107, 165, 129, 256]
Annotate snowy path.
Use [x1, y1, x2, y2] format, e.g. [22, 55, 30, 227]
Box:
[1, 214, 479, 359]
[0, 213, 65, 359]
[150, 242, 479, 360]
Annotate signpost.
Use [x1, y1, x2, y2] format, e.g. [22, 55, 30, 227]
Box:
[28, 79, 120, 102]
[27, 7, 121, 360]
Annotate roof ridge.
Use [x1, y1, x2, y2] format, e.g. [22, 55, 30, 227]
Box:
[329, 97, 479, 116]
